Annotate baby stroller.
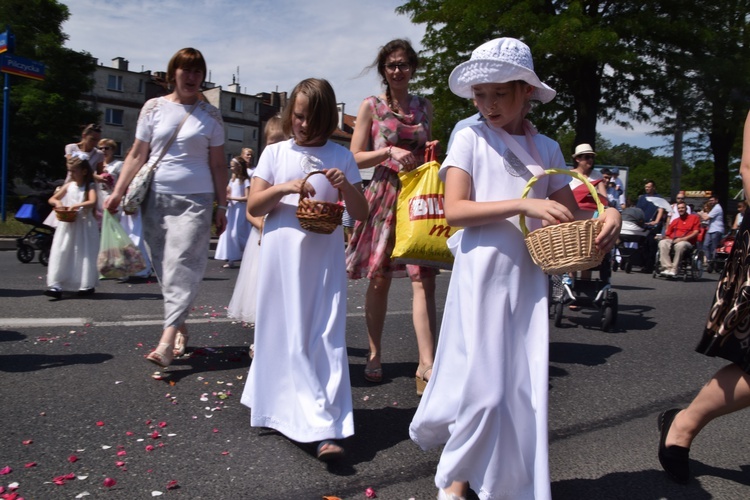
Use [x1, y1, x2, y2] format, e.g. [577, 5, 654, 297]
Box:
[550, 254, 619, 332]
[709, 231, 735, 274]
[15, 194, 54, 266]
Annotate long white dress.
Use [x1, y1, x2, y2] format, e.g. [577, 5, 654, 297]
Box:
[214, 178, 251, 262]
[240, 138, 361, 443]
[47, 182, 100, 291]
[409, 124, 569, 500]
[227, 224, 261, 323]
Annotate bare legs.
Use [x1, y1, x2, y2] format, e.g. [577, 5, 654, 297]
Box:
[666, 363, 750, 448]
[364, 274, 437, 383]
[441, 481, 469, 499]
[364, 275, 392, 380]
[412, 275, 437, 381]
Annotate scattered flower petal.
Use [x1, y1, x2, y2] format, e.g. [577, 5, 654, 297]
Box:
[150, 431, 160, 439]
[116, 451, 127, 457]
[22, 440, 33, 445]
[365, 487, 377, 498]
[75, 492, 91, 498]
[151, 492, 163, 497]
[103, 477, 116, 488]
[77, 475, 89, 480]
[0, 466, 11, 475]
[125, 432, 134, 436]
[102, 445, 112, 450]
[166, 480, 178, 490]
[145, 445, 155, 452]
[68, 455, 79, 463]
[115, 461, 125, 467]
[96, 421, 105, 427]
[25, 462, 37, 468]
[158, 422, 167, 428]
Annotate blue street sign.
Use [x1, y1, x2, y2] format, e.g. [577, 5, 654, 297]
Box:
[1, 53, 45, 80]
[0, 31, 8, 54]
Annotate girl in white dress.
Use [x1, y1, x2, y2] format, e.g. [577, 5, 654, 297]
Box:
[227, 116, 288, 325]
[214, 157, 251, 267]
[408, 38, 621, 500]
[240, 79, 368, 461]
[45, 153, 100, 299]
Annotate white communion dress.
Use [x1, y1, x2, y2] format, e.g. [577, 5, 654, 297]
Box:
[409, 124, 569, 500]
[47, 182, 100, 291]
[240, 138, 361, 443]
[214, 177, 251, 262]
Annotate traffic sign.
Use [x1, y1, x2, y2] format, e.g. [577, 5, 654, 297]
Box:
[1, 53, 45, 80]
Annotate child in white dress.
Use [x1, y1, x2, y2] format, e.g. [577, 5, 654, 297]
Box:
[408, 38, 621, 500]
[214, 157, 251, 267]
[227, 116, 287, 326]
[45, 153, 100, 299]
[239, 79, 368, 461]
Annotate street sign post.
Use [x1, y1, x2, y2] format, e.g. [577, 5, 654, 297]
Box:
[0, 28, 45, 221]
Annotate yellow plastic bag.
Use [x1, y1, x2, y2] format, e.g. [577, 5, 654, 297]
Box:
[392, 149, 459, 269]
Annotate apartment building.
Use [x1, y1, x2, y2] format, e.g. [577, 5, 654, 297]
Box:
[80, 57, 288, 165]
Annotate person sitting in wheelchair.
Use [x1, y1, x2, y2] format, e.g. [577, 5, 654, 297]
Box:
[658, 201, 701, 276]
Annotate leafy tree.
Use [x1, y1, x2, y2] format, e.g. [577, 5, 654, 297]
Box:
[397, 0, 652, 155]
[0, 0, 98, 187]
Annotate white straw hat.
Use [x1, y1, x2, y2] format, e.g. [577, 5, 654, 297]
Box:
[573, 143, 596, 157]
[449, 37, 556, 103]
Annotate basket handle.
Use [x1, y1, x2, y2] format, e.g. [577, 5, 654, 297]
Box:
[299, 170, 342, 202]
[518, 168, 605, 236]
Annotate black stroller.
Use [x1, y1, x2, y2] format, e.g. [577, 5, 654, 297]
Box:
[549, 254, 619, 332]
[15, 194, 55, 266]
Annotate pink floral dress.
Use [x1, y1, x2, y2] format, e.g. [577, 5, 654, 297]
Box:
[346, 95, 436, 280]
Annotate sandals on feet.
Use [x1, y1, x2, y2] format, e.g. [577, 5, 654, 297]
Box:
[364, 353, 382, 383]
[146, 343, 174, 368]
[316, 440, 345, 462]
[173, 330, 189, 357]
[416, 365, 433, 396]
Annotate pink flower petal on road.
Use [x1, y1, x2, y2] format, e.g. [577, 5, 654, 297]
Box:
[116, 451, 126, 457]
[68, 455, 79, 463]
[365, 487, 377, 498]
[103, 477, 116, 488]
[150, 431, 160, 439]
[22, 440, 33, 445]
[158, 422, 167, 428]
[25, 462, 37, 468]
[0, 466, 11, 475]
[96, 421, 105, 427]
[145, 445, 155, 452]
[166, 480, 178, 490]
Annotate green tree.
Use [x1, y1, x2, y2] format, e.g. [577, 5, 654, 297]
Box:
[0, 0, 98, 186]
[397, 0, 652, 155]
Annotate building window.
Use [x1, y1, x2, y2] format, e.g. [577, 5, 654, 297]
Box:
[254, 102, 259, 114]
[105, 108, 124, 126]
[138, 79, 144, 93]
[227, 126, 244, 142]
[107, 75, 123, 92]
[231, 97, 242, 112]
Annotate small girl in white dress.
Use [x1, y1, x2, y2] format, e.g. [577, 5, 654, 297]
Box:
[240, 79, 369, 461]
[45, 153, 100, 299]
[214, 157, 251, 267]
[227, 116, 288, 326]
[408, 38, 621, 500]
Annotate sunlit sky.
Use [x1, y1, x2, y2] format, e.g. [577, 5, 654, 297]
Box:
[59, 0, 665, 150]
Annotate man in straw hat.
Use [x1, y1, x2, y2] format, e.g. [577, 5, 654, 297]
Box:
[409, 37, 620, 500]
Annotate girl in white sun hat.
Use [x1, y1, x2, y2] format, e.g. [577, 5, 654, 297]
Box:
[409, 37, 621, 500]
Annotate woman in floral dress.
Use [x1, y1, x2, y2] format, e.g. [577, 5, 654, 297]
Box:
[345, 39, 439, 394]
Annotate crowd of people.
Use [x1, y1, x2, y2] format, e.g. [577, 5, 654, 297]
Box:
[34, 38, 750, 500]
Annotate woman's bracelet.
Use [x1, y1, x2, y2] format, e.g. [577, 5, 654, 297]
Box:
[387, 146, 392, 160]
[217, 205, 228, 211]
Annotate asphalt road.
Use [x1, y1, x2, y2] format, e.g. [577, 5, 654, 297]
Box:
[1, 248, 749, 499]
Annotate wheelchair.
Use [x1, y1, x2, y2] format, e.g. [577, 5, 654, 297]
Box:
[613, 233, 647, 273]
[652, 242, 703, 281]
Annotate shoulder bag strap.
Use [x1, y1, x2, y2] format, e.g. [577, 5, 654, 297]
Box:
[148, 101, 199, 172]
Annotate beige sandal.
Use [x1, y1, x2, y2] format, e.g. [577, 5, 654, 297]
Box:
[146, 343, 174, 368]
[416, 365, 433, 396]
[173, 330, 189, 357]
